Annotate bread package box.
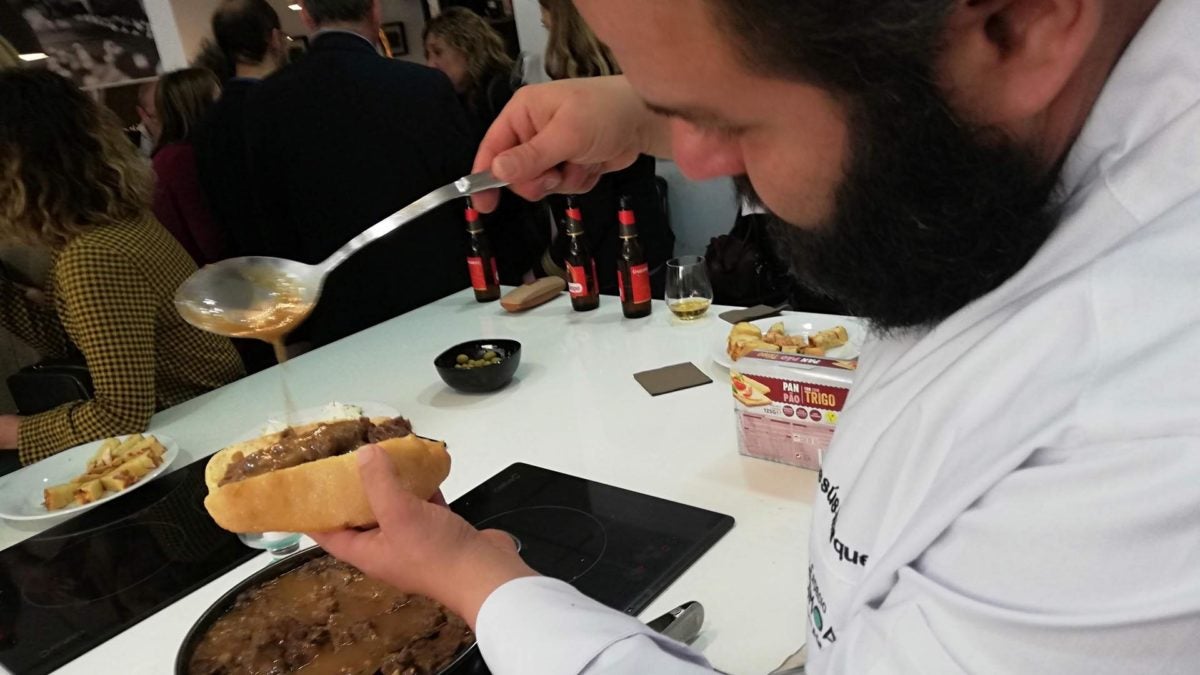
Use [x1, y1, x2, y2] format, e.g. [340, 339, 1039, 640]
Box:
[731, 350, 857, 471]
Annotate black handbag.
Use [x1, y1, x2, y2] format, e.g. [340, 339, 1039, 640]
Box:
[706, 212, 792, 308]
[6, 357, 94, 416]
[706, 212, 848, 314]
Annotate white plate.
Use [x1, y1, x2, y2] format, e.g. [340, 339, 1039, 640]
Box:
[712, 313, 868, 369]
[0, 434, 179, 521]
[231, 401, 401, 444]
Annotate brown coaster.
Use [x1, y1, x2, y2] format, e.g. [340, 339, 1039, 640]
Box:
[719, 304, 783, 324]
[634, 362, 713, 397]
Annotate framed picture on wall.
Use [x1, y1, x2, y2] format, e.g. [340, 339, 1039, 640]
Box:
[380, 22, 408, 58]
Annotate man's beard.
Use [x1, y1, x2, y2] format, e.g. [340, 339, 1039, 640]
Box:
[737, 80, 1062, 332]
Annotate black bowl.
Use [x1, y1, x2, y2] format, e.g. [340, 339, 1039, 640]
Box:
[434, 339, 522, 393]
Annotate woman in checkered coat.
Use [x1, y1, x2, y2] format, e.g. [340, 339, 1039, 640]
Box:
[0, 70, 245, 465]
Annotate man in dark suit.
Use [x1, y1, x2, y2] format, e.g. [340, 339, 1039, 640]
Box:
[196, 0, 287, 259]
[244, 0, 474, 348]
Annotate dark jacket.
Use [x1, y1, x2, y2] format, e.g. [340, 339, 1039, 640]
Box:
[462, 68, 516, 144]
[457, 69, 546, 284]
[151, 141, 227, 266]
[243, 31, 475, 346]
[195, 77, 259, 257]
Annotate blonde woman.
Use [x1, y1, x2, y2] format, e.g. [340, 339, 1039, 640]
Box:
[0, 70, 244, 465]
[538, 0, 619, 80]
[424, 7, 516, 142]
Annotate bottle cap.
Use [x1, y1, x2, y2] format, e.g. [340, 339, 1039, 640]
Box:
[619, 195, 637, 229]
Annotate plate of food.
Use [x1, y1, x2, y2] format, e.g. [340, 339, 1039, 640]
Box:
[712, 314, 867, 369]
[0, 433, 179, 521]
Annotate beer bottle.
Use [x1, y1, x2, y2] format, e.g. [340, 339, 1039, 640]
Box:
[464, 197, 501, 302]
[616, 195, 652, 319]
[564, 197, 600, 311]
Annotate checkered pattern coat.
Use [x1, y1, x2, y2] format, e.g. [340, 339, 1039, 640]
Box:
[0, 215, 244, 464]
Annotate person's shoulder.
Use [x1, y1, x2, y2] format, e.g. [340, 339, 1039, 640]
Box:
[380, 59, 456, 92]
[60, 216, 168, 261]
[246, 60, 311, 103]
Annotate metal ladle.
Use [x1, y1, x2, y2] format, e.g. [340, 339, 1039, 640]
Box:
[173, 171, 508, 340]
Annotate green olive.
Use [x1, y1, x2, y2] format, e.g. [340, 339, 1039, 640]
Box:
[484, 350, 498, 360]
[456, 354, 469, 364]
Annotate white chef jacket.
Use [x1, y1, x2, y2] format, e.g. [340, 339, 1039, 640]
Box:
[475, 0, 1200, 671]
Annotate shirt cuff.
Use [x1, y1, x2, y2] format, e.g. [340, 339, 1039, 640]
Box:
[476, 576, 711, 674]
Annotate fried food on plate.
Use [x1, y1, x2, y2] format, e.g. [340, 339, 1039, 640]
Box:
[42, 434, 168, 511]
[726, 320, 850, 361]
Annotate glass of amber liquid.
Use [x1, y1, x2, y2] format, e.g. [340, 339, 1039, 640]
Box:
[665, 256, 713, 320]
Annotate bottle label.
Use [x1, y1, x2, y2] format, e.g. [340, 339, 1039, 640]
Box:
[467, 256, 495, 291]
[630, 263, 651, 304]
[567, 263, 588, 297]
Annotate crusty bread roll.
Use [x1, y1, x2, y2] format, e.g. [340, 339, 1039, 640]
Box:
[203, 421, 450, 533]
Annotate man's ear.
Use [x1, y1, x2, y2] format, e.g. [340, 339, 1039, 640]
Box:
[937, 0, 1101, 127]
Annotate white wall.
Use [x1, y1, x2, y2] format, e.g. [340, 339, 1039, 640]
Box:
[145, 0, 188, 70]
[656, 161, 739, 257]
[511, 0, 546, 60]
[169, 0, 221, 64]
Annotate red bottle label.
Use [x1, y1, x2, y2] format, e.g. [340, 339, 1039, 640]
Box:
[467, 256, 493, 291]
[630, 263, 651, 304]
[567, 263, 588, 297]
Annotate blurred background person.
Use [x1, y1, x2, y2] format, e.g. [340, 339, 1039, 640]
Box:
[530, 0, 673, 296]
[0, 70, 243, 466]
[423, 6, 542, 285]
[424, 7, 516, 142]
[195, 0, 288, 374]
[196, 0, 287, 259]
[191, 38, 233, 82]
[132, 78, 159, 157]
[151, 67, 227, 266]
[243, 0, 475, 349]
[540, 0, 617, 80]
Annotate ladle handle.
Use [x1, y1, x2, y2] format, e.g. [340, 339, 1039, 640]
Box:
[319, 171, 509, 272]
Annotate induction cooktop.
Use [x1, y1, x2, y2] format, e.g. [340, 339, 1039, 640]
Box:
[0, 459, 256, 675]
[0, 460, 734, 675]
[446, 463, 735, 675]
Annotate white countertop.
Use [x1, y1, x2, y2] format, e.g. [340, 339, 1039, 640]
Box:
[3, 289, 819, 675]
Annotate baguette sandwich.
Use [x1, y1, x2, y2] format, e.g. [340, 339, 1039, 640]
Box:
[203, 416, 449, 533]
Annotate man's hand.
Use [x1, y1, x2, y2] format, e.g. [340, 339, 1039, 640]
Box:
[471, 76, 671, 212]
[0, 415, 21, 450]
[310, 445, 538, 629]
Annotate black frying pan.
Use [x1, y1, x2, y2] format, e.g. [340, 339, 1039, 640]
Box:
[174, 546, 478, 675]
